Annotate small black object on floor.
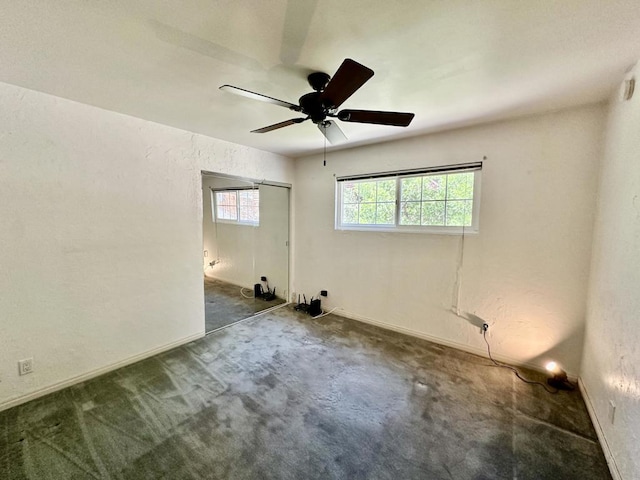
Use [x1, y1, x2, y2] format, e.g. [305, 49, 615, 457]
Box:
[254, 283, 277, 301]
[295, 294, 323, 317]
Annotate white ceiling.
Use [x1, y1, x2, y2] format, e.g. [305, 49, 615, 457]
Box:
[1, 1, 639, 157]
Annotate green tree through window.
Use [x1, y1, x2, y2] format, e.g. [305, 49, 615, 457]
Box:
[400, 172, 474, 227]
[341, 179, 396, 225]
[337, 167, 480, 232]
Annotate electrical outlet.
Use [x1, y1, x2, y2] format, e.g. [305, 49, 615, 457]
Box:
[204, 250, 208, 257]
[482, 323, 489, 333]
[18, 358, 33, 376]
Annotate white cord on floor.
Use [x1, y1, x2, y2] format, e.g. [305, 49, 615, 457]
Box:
[240, 287, 254, 299]
[312, 306, 340, 319]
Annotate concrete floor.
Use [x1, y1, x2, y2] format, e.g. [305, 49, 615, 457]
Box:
[204, 277, 285, 332]
[1, 307, 611, 479]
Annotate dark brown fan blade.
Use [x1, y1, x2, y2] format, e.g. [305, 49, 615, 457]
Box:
[320, 59, 374, 108]
[220, 85, 301, 111]
[251, 118, 306, 133]
[337, 109, 415, 127]
[317, 120, 347, 144]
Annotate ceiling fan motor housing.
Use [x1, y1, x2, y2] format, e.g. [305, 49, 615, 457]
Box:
[307, 72, 331, 92]
[299, 92, 329, 124]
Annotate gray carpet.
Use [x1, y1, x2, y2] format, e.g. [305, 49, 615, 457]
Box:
[204, 277, 285, 332]
[1, 307, 611, 479]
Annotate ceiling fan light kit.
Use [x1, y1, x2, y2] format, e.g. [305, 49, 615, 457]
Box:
[220, 58, 415, 144]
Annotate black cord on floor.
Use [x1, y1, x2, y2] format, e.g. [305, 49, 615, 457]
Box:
[483, 330, 559, 394]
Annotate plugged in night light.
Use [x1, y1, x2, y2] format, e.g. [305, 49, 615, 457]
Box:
[545, 361, 575, 391]
[545, 361, 558, 373]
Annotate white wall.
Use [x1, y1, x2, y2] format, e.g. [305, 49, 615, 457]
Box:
[0, 81, 293, 409]
[581, 64, 640, 480]
[294, 104, 605, 376]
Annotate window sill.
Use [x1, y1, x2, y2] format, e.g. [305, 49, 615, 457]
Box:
[335, 225, 479, 235]
[216, 220, 259, 227]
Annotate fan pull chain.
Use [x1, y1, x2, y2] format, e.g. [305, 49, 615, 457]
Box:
[324, 123, 328, 166]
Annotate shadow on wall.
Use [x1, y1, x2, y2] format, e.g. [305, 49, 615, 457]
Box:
[455, 310, 488, 332]
[527, 326, 585, 378]
[453, 308, 584, 378]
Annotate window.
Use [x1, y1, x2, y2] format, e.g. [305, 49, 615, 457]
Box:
[212, 189, 259, 225]
[341, 178, 396, 225]
[336, 164, 481, 233]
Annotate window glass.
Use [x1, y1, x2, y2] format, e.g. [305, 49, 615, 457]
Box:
[215, 191, 238, 220]
[214, 189, 259, 225]
[238, 190, 259, 223]
[337, 167, 480, 233]
[341, 179, 396, 226]
[399, 172, 475, 227]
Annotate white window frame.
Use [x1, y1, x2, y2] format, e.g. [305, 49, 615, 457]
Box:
[211, 188, 260, 226]
[335, 164, 481, 234]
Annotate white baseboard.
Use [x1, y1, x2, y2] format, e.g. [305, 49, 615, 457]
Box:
[579, 378, 623, 480]
[0, 332, 204, 412]
[334, 309, 572, 378]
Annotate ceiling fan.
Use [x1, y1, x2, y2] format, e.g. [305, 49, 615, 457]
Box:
[220, 58, 415, 144]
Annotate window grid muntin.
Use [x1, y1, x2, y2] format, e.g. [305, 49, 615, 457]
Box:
[399, 172, 474, 227]
[238, 190, 259, 223]
[341, 179, 396, 226]
[215, 191, 238, 221]
[337, 168, 480, 232]
[214, 189, 259, 225]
